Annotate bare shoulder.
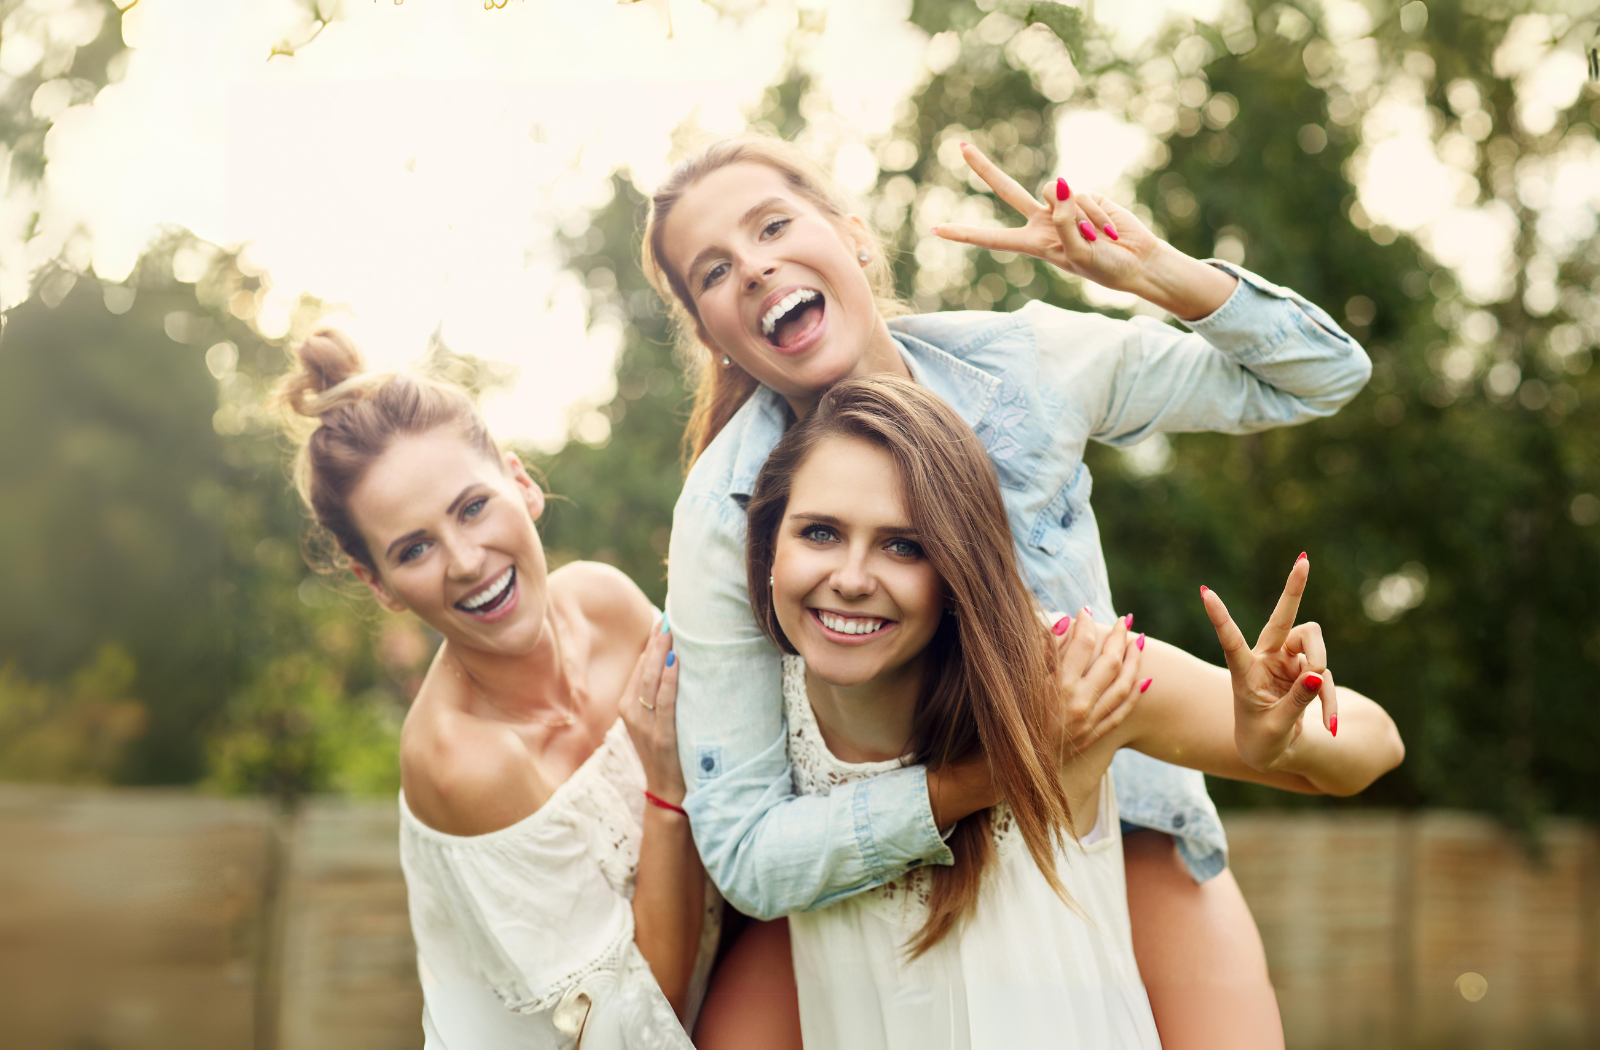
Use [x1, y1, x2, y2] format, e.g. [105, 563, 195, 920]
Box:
[548, 560, 657, 650]
[401, 684, 548, 836]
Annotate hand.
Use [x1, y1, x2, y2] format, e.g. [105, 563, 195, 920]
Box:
[1200, 555, 1339, 775]
[1049, 608, 1146, 759]
[932, 143, 1237, 320]
[618, 621, 687, 807]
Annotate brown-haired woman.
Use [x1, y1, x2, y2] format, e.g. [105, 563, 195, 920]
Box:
[277, 331, 718, 1049]
[742, 374, 1403, 1048]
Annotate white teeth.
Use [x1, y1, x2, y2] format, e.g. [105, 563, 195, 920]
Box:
[460, 567, 513, 610]
[761, 289, 819, 337]
[818, 611, 885, 636]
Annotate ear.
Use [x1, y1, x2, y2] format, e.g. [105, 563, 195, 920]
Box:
[845, 214, 873, 261]
[350, 562, 408, 613]
[504, 450, 546, 522]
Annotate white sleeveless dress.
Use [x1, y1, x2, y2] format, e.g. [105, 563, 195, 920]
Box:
[399, 718, 721, 1050]
[782, 655, 1162, 1050]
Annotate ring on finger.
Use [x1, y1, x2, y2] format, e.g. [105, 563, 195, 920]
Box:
[637, 696, 656, 711]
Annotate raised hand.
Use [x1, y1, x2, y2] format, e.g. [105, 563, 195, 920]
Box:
[618, 620, 687, 806]
[1049, 608, 1147, 759]
[1200, 554, 1337, 775]
[932, 143, 1238, 320]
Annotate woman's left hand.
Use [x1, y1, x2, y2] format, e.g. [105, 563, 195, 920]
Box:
[619, 621, 688, 807]
[932, 143, 1237, 320]
[1201, 554, 1338, 774]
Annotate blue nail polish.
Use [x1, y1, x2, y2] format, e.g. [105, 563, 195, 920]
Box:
[660, 614, 670, 634]
[665, 651, 676, 667]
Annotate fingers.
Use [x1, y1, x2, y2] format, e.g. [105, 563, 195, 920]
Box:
[1057, 607, 1098, 683]
[932, 223, 1037, 255]
[1074, 192, 1119, 242]
[1284, 667, 1323, 713]
[1079, 613, 1131, 698]
[1257, 553, 1310, 653]
[636, 628, 667, 711]
[1319, 669, 1338, 736]
[1285, 621, 1327, 673]
[1066, 632, 1141, 754]
[959, 142, 1046, 217]
[1200, 585, 1254, 679]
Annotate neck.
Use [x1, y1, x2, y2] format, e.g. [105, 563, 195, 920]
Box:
[445, 611, 575, 724]
[803, 651, 925, 764]
[784, 315, 908, 420]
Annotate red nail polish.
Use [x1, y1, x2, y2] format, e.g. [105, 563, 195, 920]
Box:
[1102, 223, 1119, 240]
[1331, 715, 1338, 737]
[1124, 613, 1134, 628]
[1056, 177, 1070, 202]
[1081, 606, 1091, 618]
[1298, 551, 1308, 562]
[1078, 220, 1098, 242]
[1052, 615, 1071, 636]
[1137, 633, 1145, 651]
[1139, 678, 1153, 693]
[1200, 585, 1209, 595]
[1305, 673, 1323, 691]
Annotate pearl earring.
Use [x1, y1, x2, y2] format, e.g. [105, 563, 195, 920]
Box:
[721, 355, 732, 368]
[769, 575, 775, 586]
[858, 250, 871, 263]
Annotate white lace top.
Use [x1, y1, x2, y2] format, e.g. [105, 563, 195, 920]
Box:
[399, 718, 720, 1050]
[781, 654, 1159, 1050]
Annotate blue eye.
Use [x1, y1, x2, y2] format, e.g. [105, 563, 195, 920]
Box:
[399, 541, 429, 563]
[800, 524, 838, 543]
[886, 538, 923, 558]
[463, 497, 488, 519]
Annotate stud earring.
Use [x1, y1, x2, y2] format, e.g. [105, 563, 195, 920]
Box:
[769, 575, 775, 587]
[858, 250, 871, 263]
[721, 355, 732, 368]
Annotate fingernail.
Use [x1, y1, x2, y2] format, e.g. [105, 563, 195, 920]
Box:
[1052, 615, 1071, 636]
[1139, 678, 1153, 693]
[1331, 715, 1338, 737]
[960, 141, 969, 149]
[1056, 177, 1070, 201]
[1200, 585, 1209, 595]
[1078, 220, 1098, 242]
[1102, 222, 1119, 240]
[1298, 551, 1308, 562]
[1137, 633, 1145, 651]
[660, 616, 671, 634]
[1123, 613, 1134, 628]
[665, 651, 675, 667]
[1081, 606, 1091, 619]
[1305, 673, 1323, 691]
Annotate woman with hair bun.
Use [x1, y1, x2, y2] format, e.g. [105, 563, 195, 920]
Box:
[277, 330, 719, 1050]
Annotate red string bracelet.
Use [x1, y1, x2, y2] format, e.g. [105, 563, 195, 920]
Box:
[643, 790, 687, 816]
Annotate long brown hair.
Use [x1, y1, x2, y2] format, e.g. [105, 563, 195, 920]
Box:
[274, 330, 502, 572]
[640, 136, 908, 468]
[746, 374, 1072, 957]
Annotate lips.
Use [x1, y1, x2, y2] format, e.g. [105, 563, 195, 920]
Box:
[456, 566, 516, 618]
[809, 607, 894, 644]
[757, 285, 827, 354]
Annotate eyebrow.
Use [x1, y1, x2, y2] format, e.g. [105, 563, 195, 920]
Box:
[684, 196, 788, 288]
[789, 511, 920, 538]
[383, 484, 481, 561]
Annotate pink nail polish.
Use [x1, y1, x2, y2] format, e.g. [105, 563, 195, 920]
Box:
[1056, 177, 1070, 202]
[1102, 223, 1119, 240]
[1331, 715, 1338, 737]
[1052, 615, 1071, 636]
[1137, 633, 1146, 651]
[1078, 220, 1098, 242]
[1305, 673, 1324, 691]
[1123, 613, 1134, 628]
[1139, 678, 1153, 693]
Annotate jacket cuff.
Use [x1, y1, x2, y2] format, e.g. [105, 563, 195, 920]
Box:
[1181, 260, 1357, 366]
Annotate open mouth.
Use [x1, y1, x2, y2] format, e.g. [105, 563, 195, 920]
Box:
[810, 608, 894, 640]
[761, 288, 826, 351]
[456, 566, 516, 617]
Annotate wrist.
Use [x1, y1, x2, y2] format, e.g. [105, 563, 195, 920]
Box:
[1132, 242, 1239, 321]
[643, 787, 688, 813]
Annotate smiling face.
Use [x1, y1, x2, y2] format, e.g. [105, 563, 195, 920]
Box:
[346, 428, 549, 656]
[770, 434, 946, 689]
[659, 162, 896, 410]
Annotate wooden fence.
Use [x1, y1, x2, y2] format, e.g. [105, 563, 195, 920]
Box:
[1, 785, 1595, 1048]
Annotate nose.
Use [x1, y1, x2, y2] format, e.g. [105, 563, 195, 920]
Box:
[829, 544, 877, 601]
[743, 261, 778, 292]
[441, 530, 487, 583]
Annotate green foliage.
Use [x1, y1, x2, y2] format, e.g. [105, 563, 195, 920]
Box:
[0, 645, 145, 784]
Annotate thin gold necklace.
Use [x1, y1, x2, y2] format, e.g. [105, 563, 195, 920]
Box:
[448, 643, 578, 730]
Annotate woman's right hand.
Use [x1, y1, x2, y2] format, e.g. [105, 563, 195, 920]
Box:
[619, 621, 688, 806]
[1049, 609, 1146, 758]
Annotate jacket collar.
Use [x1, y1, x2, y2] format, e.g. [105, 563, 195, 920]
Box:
[725, 331, 1003, 501]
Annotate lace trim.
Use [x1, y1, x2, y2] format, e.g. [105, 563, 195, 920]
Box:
[561, 721, 646, 897]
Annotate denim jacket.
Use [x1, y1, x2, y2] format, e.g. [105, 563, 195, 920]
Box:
[665, 262, 1370, 919]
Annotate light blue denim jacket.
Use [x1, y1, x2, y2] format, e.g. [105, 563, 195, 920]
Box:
[665, 262, 1370, 919]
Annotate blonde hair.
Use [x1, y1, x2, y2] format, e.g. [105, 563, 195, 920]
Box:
[640, 136, 908, 466]
[746, 374, 1074, 957]
[275, 330, 501, 571]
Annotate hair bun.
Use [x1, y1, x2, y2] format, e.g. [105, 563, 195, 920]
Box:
[280, 329, 367, 417]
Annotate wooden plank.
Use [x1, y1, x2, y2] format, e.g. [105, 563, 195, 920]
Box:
[0, 785, 276, 1050]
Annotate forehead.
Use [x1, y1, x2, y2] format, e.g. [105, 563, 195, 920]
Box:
[787, 435, 908, 526]
[662, 162, 808, 273]
[349, 429, 501, 533]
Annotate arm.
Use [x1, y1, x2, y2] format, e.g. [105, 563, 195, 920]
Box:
[618, 625, 703, 1018]
[935, 144, 1371, 440]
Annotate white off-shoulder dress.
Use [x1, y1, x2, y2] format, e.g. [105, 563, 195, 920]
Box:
[782, 655, 1162, 1050]
[399, 718, 721, 1050]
